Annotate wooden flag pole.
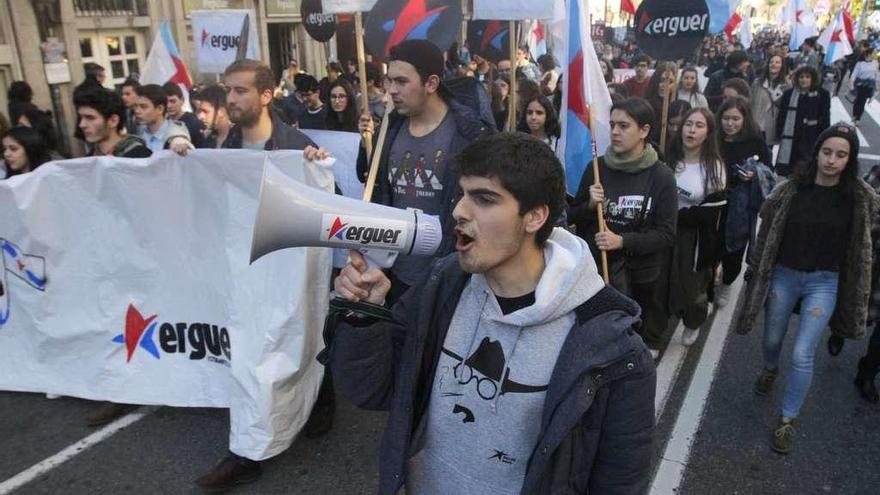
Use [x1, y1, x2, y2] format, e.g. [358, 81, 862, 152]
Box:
[659, 62, 680, 152]
[507, 20, 518, 132]
[355, 12, 374, 161]
[362, 99, 394, 202]
[588, 109, 610, 283]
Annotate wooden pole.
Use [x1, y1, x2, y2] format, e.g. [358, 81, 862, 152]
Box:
[588, 109, 610, 283]
[362, 100, 394, 202]
[659, 62, 680, 152]
[355, 12, 374, 161]
[507, 20, 518, 132]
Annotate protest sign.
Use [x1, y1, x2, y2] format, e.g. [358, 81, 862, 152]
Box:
[634, 0, 710, 61]
[0, 150, 333, 460]
[364, 0, 462, 61]
[190, 10, 260, 73]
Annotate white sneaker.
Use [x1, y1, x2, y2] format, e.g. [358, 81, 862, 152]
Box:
[714, 283, 732, 308]
[682, 327, 700, 346]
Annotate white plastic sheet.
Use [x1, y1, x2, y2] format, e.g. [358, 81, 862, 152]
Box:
[0, 150, 333, 460]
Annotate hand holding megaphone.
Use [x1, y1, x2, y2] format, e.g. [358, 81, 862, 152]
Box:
[334, 250, 391, 305]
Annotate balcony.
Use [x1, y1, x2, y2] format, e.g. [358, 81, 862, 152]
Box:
[73, 0, 148, 17]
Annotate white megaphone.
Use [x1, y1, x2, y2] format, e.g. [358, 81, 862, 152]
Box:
[250, 161, 443, 269]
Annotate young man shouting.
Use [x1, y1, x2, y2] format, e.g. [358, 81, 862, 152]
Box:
[328, 132, 656, 494]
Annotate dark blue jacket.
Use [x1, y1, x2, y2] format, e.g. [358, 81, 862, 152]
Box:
[357, 100, 493, 256]
[222, 110, 316, 150]
[325, 254, 656, 495]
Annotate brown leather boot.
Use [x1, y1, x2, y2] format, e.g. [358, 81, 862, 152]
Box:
[195, 452, 262, 493]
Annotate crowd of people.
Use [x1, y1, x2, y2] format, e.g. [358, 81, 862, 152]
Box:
[3, 25, 880, 494]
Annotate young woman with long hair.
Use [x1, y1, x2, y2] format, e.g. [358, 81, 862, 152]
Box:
[324, 78, 358, 132]
[677, 66, 708, 109]
[665, 107, 727, 346]
[568, 97, 678, 358]
[750, 54, 790, 145]
[520, 96, 560, 150]
[714, 96, 772, 307]
[491, 74, 510, 131]
[2, 126, 51, 178]
[732, 123, 878, 454]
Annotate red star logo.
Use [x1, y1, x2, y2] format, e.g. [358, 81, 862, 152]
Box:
[831, 29, 843, 42]
[328, 217, 348, 239]
[796, 10, 803, 23]
[567, 50, 589, 127]
[201, 29, 209, 47]
[124, 304, 157, 363]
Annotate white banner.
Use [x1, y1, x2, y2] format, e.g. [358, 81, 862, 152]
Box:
[191, 10, 261, 74]
[0, 150, 334, 460]
[321, 0, 377, 14]
[473, 0, 555, 20]
[301, 129, 363, 199]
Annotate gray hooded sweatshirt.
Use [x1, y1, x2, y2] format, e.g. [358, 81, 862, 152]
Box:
[406, 228, 606, 494]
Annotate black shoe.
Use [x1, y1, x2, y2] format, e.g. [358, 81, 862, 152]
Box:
[855, 358, 879, 403]
[304, 378, 336, 439]
[827, 335, 845, 356]
[195, 453, 262, 494]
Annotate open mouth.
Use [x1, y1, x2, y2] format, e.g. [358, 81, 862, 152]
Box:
[456, 231, 475, 251]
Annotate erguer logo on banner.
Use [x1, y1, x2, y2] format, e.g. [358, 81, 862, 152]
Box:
[200, 30, 242, 51]
[113, 304, 231, 366]
[322, 214, 408, 249]
[634, 0, 709, 60]
[190, 9, 259, 73]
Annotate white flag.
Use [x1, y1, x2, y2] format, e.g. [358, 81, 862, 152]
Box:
[473, 0, 555, 20]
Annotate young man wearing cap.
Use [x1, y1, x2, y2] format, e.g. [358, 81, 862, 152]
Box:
[328, 132, 655, 494]
[358, 39, 493, 303]
[197, 58, 333, 493]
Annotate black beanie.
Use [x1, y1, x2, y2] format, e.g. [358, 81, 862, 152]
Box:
[814, 122, 860, 159]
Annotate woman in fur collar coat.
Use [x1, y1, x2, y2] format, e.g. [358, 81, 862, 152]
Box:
[731, 123, 879, 455]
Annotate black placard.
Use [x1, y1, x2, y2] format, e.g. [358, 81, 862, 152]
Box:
[634, 0, 709, 60]
[302, 0, 336, 43]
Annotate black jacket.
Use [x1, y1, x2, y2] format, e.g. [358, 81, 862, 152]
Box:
[356, 99, 493, 257]
[568, 157, 678, 284]
[222, 111, 316, 150]
[774, 87, 831, 171]
[704, 67, 747, 112]
[325, 254, 656, 495]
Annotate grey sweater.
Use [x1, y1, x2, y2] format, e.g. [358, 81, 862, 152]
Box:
[405, 229, 605, 494]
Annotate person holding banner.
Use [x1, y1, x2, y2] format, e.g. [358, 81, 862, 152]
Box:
[198, 58, 332, 493]
[356, 39, 493, 303]
[568, 98, 678, 358]
[162, 82, 206, 149]
[74, 87, 152, 158]
[732, 123, 877, 454]
[328, 132, 655, 495]
[133, 84, 192, 155]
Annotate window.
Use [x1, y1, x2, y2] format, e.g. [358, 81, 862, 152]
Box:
[79, 30, 145, 88]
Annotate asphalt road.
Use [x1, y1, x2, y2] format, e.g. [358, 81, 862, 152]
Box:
[2, 88, 879, 495]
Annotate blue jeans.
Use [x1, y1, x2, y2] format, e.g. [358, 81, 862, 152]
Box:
[762, 266, 839, 418]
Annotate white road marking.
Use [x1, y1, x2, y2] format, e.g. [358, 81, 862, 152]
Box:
[864, 99, 880, 131]
[0, 407, 156, 494]
[654, 323, 688, 420]
[831, 97, 869, 147]
[649, 277, 742, 495]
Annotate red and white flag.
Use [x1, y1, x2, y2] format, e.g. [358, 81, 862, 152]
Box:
[723, 12, 743, 43]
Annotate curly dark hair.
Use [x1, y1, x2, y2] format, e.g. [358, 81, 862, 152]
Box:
[452, 132, 566, 246]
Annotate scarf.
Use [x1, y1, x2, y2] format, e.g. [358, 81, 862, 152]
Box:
[603, 144, 658, 173]
[776, 90, 800, 167]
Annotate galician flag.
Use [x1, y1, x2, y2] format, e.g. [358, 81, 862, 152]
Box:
[556, 0, 612, 194]
[142, 20, 193, 109]
[819, 8, 853, 65]
[785, 0, 818, 51]
[526, 19, 547, 62]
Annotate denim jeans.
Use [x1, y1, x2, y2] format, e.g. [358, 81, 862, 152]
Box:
[762, 265, 839, 418]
